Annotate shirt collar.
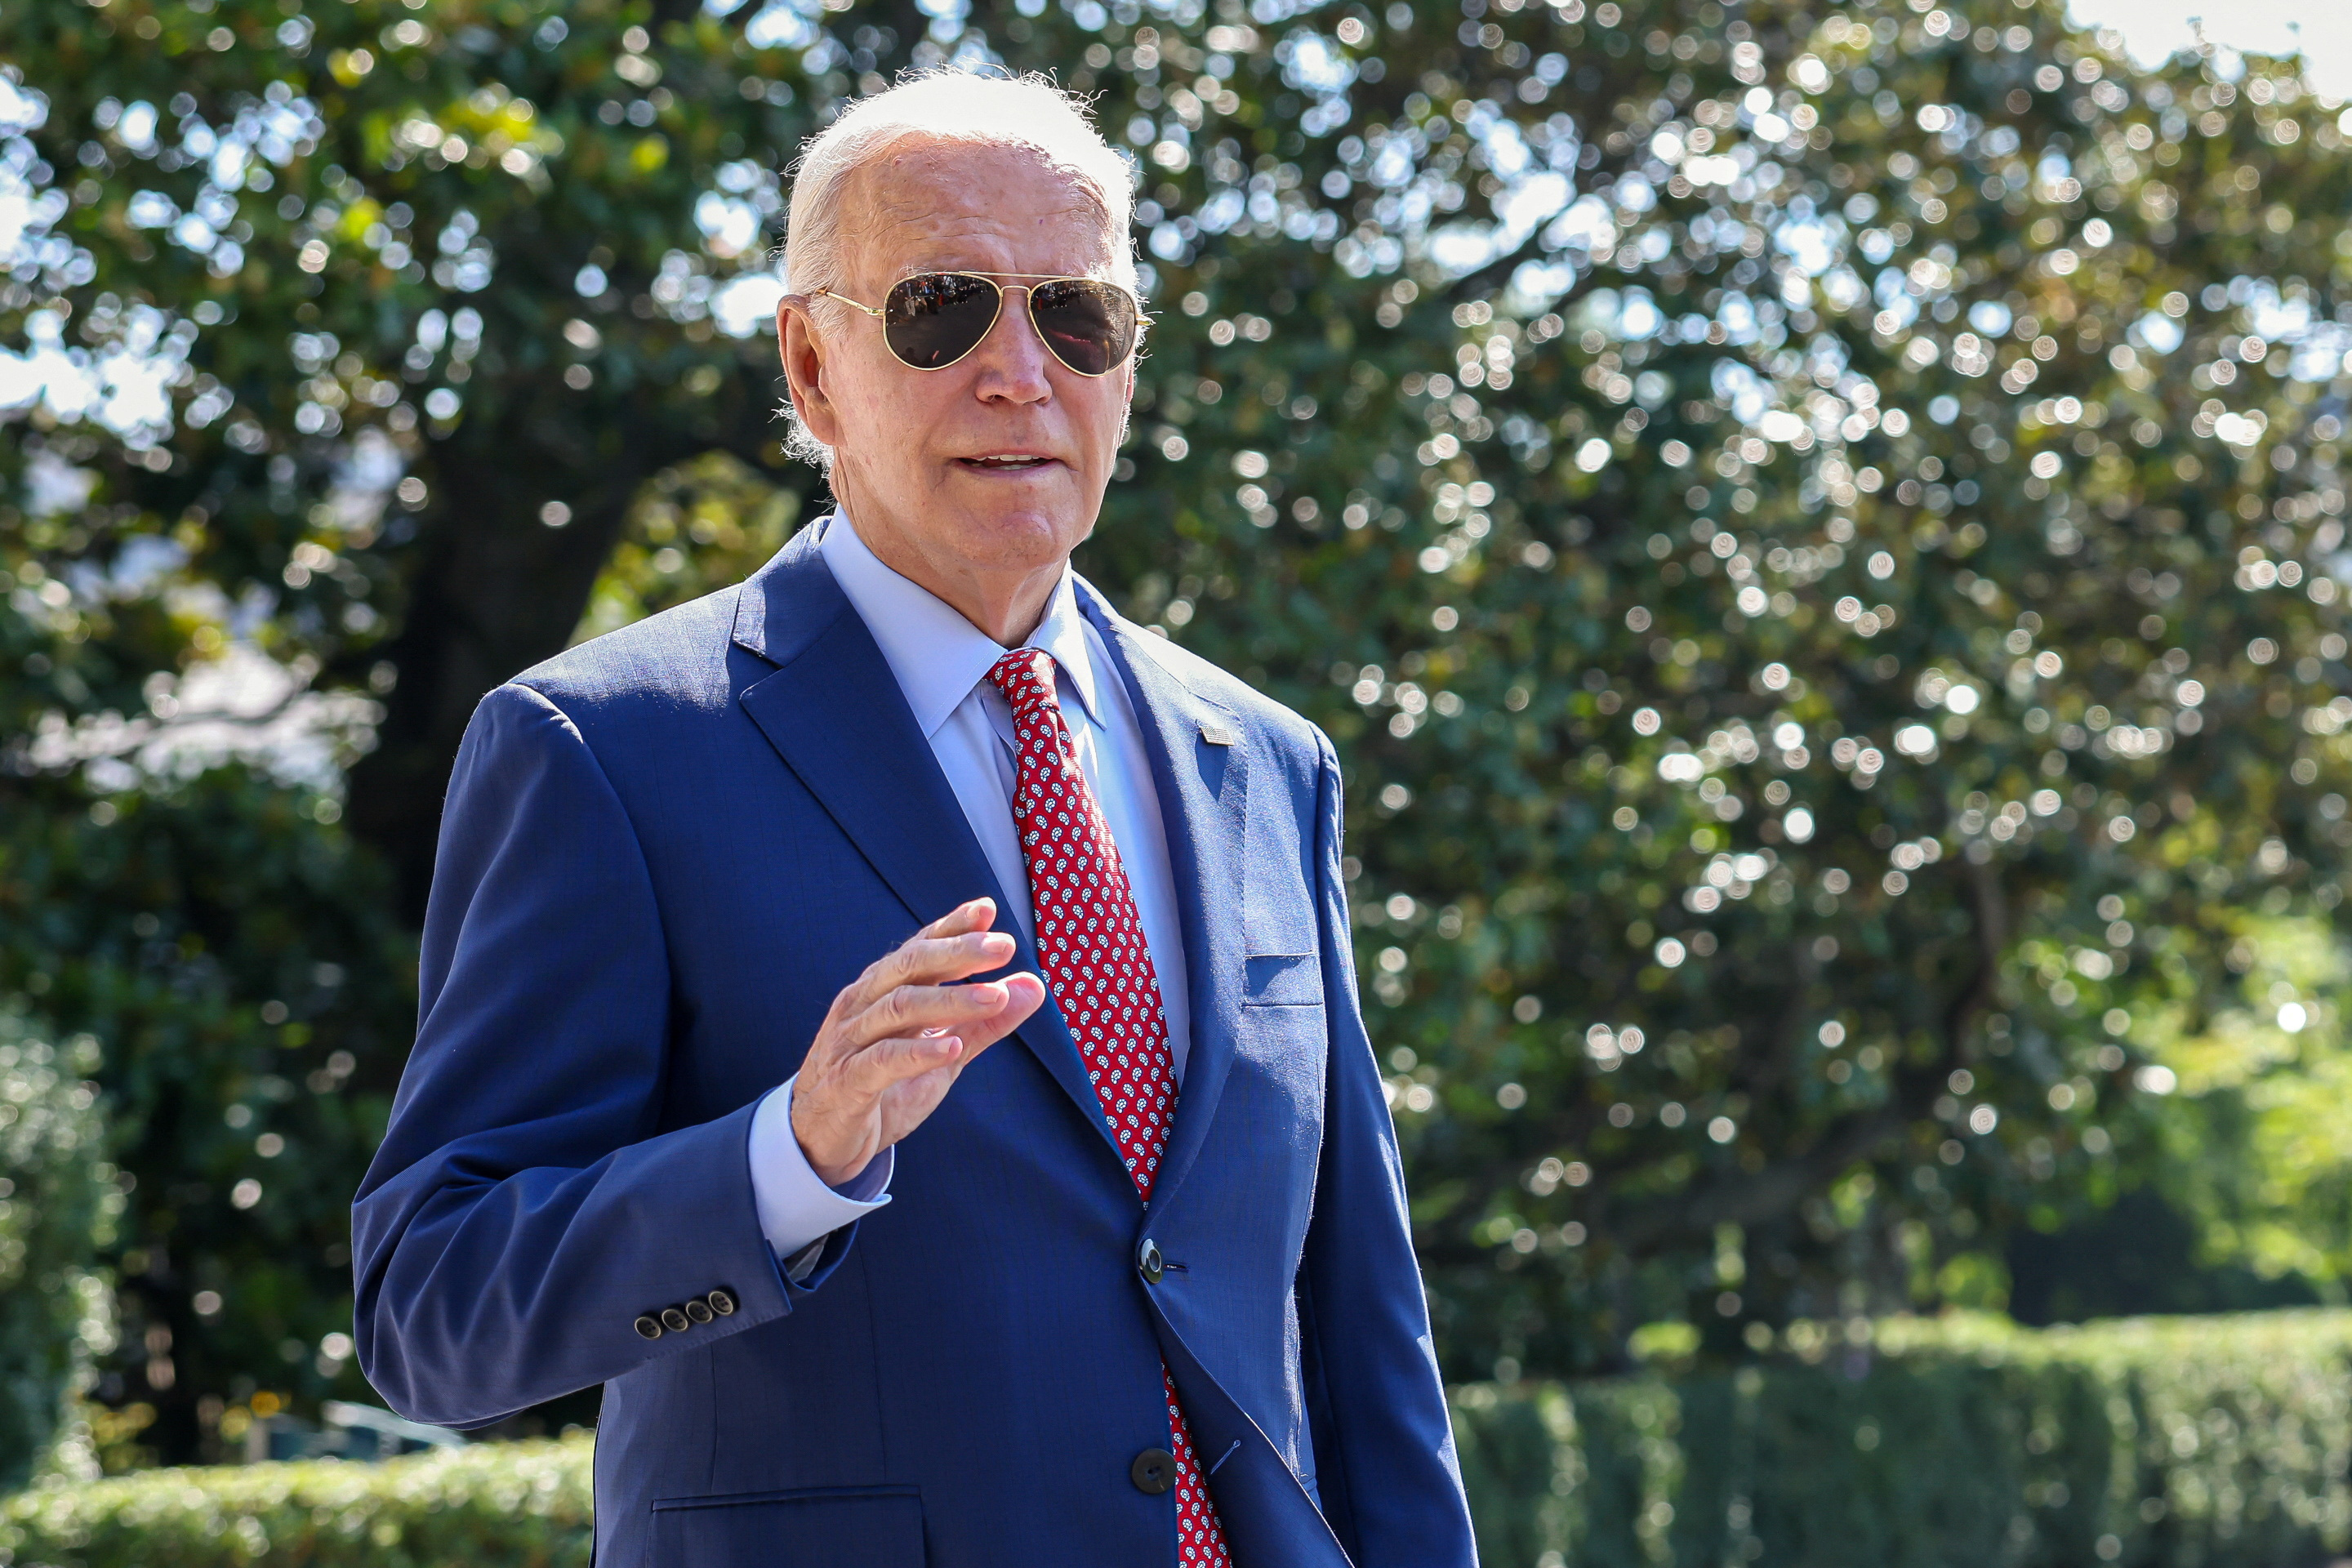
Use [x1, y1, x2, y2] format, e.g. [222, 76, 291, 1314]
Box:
[817, 511, 1100, 737]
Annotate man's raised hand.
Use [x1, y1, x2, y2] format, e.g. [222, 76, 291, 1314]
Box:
[790, 898, 1044, 1186]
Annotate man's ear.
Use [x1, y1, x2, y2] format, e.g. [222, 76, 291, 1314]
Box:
[776, 296, 842, 448]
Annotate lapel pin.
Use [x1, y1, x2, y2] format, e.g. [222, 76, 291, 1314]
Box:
[1200, 723, 1239, 747]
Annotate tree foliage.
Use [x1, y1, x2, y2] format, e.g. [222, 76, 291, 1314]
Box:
[0, 1014, 117, 1490]
[4, 0, 2352, 1457]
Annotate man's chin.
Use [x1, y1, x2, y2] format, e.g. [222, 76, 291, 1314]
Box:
[937, 496, 1090, 560]
[943, 460, 1080, 503]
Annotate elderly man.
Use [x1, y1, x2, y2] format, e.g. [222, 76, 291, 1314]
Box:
[354, 71, 1476, 1568]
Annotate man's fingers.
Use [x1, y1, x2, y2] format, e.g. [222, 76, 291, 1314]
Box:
[840, 913, 1015, 1015]
[956, 973, 1046, 1054]
[903, 932, 1017, 985]
[915, 897, 996, 941]
[801, 904, 1023, 1153]
[844, 1031, 968, 1098]
[837, 935, 1002, 1021]
[844, 979, 1014, 1050]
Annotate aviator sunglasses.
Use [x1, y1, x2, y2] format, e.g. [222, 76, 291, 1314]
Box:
[812, 271, 1143, 378]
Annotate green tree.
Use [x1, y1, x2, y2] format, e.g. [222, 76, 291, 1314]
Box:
[0, 1014, 117, 1490]
[2123, 915, 2352, 1295]
[5, 0, 2351, 1457]
[1072, 0, 2352, 1376]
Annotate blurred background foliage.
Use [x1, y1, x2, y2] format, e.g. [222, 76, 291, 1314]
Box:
[0, 1013, 118, 1491]
[3, 0, 2352, 1470]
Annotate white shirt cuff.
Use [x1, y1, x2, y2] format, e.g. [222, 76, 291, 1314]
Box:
[747, 1073, 893, 1263]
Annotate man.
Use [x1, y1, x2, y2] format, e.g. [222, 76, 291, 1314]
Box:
[354, 70, 1477, 1568]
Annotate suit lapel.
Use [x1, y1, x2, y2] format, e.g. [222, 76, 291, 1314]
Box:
[1077, 586, 1248, 1213]
[731, 530, 1120, 1162]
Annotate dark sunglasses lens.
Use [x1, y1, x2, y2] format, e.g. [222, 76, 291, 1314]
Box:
[882, 274, 1000, 368]
[1029, 279, 1137, 376]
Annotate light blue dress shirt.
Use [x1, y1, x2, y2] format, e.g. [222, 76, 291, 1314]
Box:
[746, 513, 1192, 1263]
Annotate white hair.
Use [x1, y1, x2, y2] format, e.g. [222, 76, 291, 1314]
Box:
[779, 70, 1140, 470]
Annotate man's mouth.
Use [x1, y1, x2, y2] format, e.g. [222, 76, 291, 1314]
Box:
[956, 453, 1057, 472]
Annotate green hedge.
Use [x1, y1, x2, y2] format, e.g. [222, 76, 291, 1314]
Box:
[0, 1437, 591, 1568]
[1454, 1311, 2352, 1568]
[0, 1019, 116, 1494]
[9, 1312, 2352, 1567]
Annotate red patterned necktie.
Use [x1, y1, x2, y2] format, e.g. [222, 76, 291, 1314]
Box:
[987, 648, 1232, 1568]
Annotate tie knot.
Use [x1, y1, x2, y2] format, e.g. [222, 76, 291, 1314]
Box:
[987, 648, 1058, 709]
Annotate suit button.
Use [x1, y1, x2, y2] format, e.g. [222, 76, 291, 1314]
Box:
[1130, 1447, 1177, 1495]
[660, 1306, 692, 1334]
[684, 1298, 715, 1325]
[706, 1289, 737, 1316]
[1137, 1238, 1165, 1285]
[633, 1314, 664, 1341]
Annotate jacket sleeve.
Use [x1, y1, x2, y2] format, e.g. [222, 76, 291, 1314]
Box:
[1295, 731, 1480, 1566]
[352, 682, 854, 1428]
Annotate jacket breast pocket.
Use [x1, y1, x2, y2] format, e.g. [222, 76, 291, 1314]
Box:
[651, 1485, 924, 1565]
[1243, 952, 1323, 1008]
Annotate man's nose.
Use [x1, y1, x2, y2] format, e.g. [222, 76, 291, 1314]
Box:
[966, 287, 1054, 403]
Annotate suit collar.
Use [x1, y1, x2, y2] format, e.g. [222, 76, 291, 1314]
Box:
[728, 523, 838, 667]
[1071, 581, 1249, 1214]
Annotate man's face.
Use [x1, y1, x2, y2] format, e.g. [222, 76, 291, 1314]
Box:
[780, 140, 1134, 593]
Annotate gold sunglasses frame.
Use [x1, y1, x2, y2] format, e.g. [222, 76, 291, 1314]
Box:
[810, 271, 1145, 378]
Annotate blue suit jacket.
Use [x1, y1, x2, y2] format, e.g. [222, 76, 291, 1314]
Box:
[353, 525, 1477, 1567]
